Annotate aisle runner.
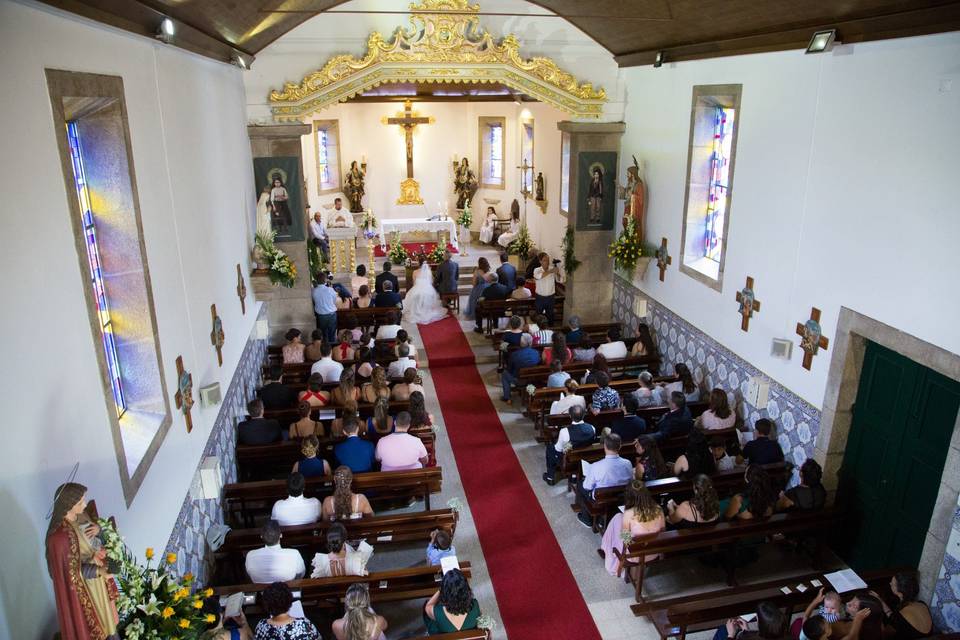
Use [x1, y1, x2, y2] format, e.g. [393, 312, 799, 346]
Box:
[419, 316, 601, 639]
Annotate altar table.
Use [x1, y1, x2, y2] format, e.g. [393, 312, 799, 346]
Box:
[379, 217, 459, 252]
[327, 226, 357, 275]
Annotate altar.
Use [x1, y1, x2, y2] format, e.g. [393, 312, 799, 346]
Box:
[379, 217, 459, 252]
[327, 226, 357, 274]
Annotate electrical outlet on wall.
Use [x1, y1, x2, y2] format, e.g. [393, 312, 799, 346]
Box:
[771, 338, 793, 360]
[747, 376, 770, 409]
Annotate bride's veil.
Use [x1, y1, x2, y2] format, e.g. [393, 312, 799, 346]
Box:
[417, 262, 432, 277]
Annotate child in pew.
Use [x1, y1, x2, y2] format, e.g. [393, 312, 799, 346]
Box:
[711, 437, 737, 472]
[426, 528, 457, 566]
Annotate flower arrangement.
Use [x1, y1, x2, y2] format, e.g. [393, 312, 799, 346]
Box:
[361, 210, 379, 240]
[427, 243, 446, 264]
[507, 223, 532, 258]
[98, 519, 214, 640]
[386, 232, 408, 265]
[561, 226, 581, 275]
[446, 497, 464, 513]
[456, 205, 472, 229]
[255, 231, 297, 288]
[607, 215, 644, 272]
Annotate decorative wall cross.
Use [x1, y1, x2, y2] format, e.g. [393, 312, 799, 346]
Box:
[383, 100, 433, 205]
[655, 237, 672, 282]
[796, 307, 829, 370]
[174, 355, 194, 432]
[210, 304, 225, 367]
[735, 276, 761, 332]
[236, 264, 247, 315]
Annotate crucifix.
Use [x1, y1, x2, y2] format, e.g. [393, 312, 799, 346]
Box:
[236, 264, 247, 315]
[174, 355, 194, 432]
[210, 304, 225, 366]
[383, 100, 434, 205]
[735, 276, 761, 332]
[656, 237, 672, 282]
[796, 307, 829, 370]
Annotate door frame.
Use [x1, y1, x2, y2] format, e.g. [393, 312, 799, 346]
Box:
[815, 307, 960, 601]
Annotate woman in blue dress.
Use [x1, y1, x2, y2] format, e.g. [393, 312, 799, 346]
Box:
[464, 257, 496, 321]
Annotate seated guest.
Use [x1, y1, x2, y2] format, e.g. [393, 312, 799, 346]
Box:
[321, 466, 373, 521]
[424, 569, 481, 635]
[282, 328, 306, 364]
[546, 360, 570, 389]
[376, 411, 429, 471]
[673, 430, 717, 477]
[700, 387, 736, 430]
[630, 334, 648, 357]
[304, 329, 324, 361]
[711, 438, 737, 471]
[245, 520, 305, 584]
[292, 434, 331, 478]
[361, 365, 391, 403]
[714, 600, 787, 640]
[299, 373, 331, 407]
[366, 398, 393, 444]
[543, 405, 595, 485]
[334, 416, 376, 473]
[590, 371, 621, 415]
[332, 330, 355, 362]
[332, 583, 388, 640]
[310, 341, 344, 382]
[611, 394, 647, 442]
[634, 435, 668, 482]
[260, 364, 298, 410]
[500, 315, 525, 347]
[372, 338, 394, 362]
[373, 281, 402, 309]
[309, 522, 373, 578]
[335, 286, 352, 310]
[254, 582, 321, 640]
[271, 472, 321, 527]
[355, 284, 373, 309]
[343, 313, 363, 344]
[329, 373, 359, 416]
[201, 596, 253, 640]
[238, 399, 281, 445]
[542, 332, 572, 365]
[582, 353, 610, 385]
[600, 480, 666, 575]
[872, 572, 934, 639]
[741, 418, 785, 465]
[572, 340, 597, 363]
[375, 311, 402, 340]
[510, 277, 532, 299]
[777, 458, 826, 511]
[395, 329, 418, 359]
[661, 362, 700, 403]
[500, 333, 540, 405]
[651, 392, 694, 442]
[289, 401, 322, 439]
[481, 278, 511, 305]
[409, 391, 434, 430]
[387, 343, 417, 379]
[565, 315, 583, 345]
[723, 464, 776, 520]
[354, 346, 376, 381]
[666, 473, 720, 528]
[426, 529, 457, 566]
[392, 367, 424, 401]
[596, 327, 628, 360]
[350, 264, 368, 296]
[577, 433, 635, 526]
[330, 409, 358, 440]
[632, 370, 658, 407]
[531, 314, 553, 345]
[550, 379, 587, 415]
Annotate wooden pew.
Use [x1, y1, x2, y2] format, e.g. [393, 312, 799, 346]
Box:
[542, 400, 710, 444]
[614, 508, 845, 601]
[336, 306, 402, 333]
[212, 508, 459, 585]
[262, 400, 410, 428]
[486, 321, 623, 351]
[497, 336, 645, 372]
[475, 290, 566, 334]
[516, 355, 659, 405]
[407, 631, 490, 640]
[222, 468, 443, 528]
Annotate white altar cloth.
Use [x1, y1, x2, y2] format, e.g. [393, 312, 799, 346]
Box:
[379, 217, 459, 251]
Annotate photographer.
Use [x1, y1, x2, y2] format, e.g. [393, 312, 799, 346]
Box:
[533, 253, 562, 326]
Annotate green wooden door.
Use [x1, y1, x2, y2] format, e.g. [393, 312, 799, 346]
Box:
[837, 341, 960, 570]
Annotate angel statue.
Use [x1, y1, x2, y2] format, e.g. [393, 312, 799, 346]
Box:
[344, 160, 366, 213]
[453, 157, 479, 210]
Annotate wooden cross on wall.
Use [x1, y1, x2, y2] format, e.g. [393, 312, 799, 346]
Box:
[210, 304, 225, 367]
[656, 237, 672, 282]
[174, 355, 194, 432]
[236, 264, 247, 315]
[735, 276, 761, 332]
[384, 100, 433, 181]
[796, 307, 829, 370]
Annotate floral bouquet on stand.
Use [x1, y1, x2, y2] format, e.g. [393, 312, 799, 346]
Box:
[507, 223, 532, 258]
[361, 210, 379, 241]
[427, 243, 446, 264]
[254, 231, 297, 288]
[607, 215, 644, 272]
[386, 232, 408, 265]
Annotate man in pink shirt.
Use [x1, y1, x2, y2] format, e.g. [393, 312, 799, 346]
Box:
[375, 411, 429, 471]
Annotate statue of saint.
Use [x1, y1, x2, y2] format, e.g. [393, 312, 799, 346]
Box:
[46, 482, 119, 639]
[255, 185, 273, 237]
[623, 156, 647, 242]
[587, 166, 604, 224]
[453, 158, 478, 210]
[344, 161, 366, 213]
[535, 172, 545, 201]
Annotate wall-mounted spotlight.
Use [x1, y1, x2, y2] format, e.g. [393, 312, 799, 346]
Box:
[805, 29, 838, 54]
[156, 17, 175, 43]
[653, 51, 665, 68]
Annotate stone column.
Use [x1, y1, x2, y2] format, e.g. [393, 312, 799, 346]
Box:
[248, 124, 315, 342]
[557, 121, 626, 324]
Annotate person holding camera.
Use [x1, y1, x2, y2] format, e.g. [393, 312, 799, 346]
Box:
[533, 253, 561, 326]
[312, 271, 339, 343]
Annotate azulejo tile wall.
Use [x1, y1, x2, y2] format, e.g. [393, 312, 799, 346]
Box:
[163, 305, 267, 584]
[931, 498, 960, 631]
[611, 277, 821, 480]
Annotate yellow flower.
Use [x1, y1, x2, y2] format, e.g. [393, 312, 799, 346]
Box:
[205, 614, 216, 623]
[193, 599, 204, 609]
[173, 587, 189, 601]
[145, 548, 154, 560]
[162, 606, 175, 619]
[183, 572, 194, 583]
[179, 619, 191, 629]
[166, 552, 177, 564]
[203, 588, 214, 597]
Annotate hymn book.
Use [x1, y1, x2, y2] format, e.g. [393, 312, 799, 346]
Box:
[824, 569, 867, 593]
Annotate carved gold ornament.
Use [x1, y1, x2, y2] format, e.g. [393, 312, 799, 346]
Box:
[397, 178, 425, 205]
[269, 0, 606, 120]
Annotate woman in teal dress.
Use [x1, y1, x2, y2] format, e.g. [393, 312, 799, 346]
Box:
[721, 464, 777, 520]
[424, 568, 481, 634]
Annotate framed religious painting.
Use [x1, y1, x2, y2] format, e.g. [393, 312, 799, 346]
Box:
[575, 151, 617, 231]
[253, 156, 305, 241]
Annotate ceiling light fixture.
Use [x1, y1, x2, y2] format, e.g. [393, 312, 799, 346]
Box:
[805, 29, 838, 54]
[653, 51, 664, 68]
[156, 17, 175, 43]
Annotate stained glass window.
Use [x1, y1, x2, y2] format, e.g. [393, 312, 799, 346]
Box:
[67, 121, 126, 418]
[314, 120, 340, 194]
[704, 106, 735, 263]
[479, 117, 505, 188]
[317, 129, 330, 185]
[488, 121, 503, 183]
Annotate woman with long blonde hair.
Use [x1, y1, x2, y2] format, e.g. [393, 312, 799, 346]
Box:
[361, 365, 391, 403]
[366, 397, 393, 444]
[332, 368, 361, 410]
[600, 480, 666, 575]
[322, 466, 373, 521]
[331, 583, 388, 640]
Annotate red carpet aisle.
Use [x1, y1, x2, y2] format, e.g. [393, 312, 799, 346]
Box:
[419, 316, 602, 639]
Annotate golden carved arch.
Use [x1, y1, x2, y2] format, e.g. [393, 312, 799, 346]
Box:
[268, 0, 606, 120]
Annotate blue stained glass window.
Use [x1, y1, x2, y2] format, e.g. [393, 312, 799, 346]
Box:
[488, 122, 503, 182]
[704, 106, 735, 263]
[67, 121, 126, 418]
[317, 129, 330, 185]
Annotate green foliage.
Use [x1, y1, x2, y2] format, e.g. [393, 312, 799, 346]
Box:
[255, 231, 297, 288]
[561, 226, 581, 275]
[386, 232, 408, 265]
[507, 223, 532, 258]
[607, 216, 645, 272]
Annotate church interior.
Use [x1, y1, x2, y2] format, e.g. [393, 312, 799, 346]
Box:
[3, 0, 960, 638]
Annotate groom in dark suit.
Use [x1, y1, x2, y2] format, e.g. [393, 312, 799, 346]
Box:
[375, 261, 400, 295]
[434, 250, 459, 295]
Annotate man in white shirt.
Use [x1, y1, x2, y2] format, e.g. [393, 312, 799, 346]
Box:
[543, 404, 595, 485]
[596, 326, 628, 360]
[310, 341, 343, 382]
[271, 473, 321, 527]
[550, 379, 587, 415]
[309, 210, 328, 260]
[375, 311, 402, 341]
[533, 253, 560, 326]
[244, 520, 305, 584]
[577, 433, 634, 526]
[387, 343, 417, 379]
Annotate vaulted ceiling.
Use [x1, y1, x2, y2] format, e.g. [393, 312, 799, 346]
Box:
[39, 0, 960, 67]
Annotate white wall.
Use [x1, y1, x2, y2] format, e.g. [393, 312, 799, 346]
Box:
[619, 32, 960, 407]
[0, 2, 259, 638]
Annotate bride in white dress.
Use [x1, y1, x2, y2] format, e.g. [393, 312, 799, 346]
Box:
[402, 262, 449, 325]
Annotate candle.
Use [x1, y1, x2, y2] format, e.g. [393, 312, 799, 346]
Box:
[452, 154, 458, 163]
[362, 154, 366, 164]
